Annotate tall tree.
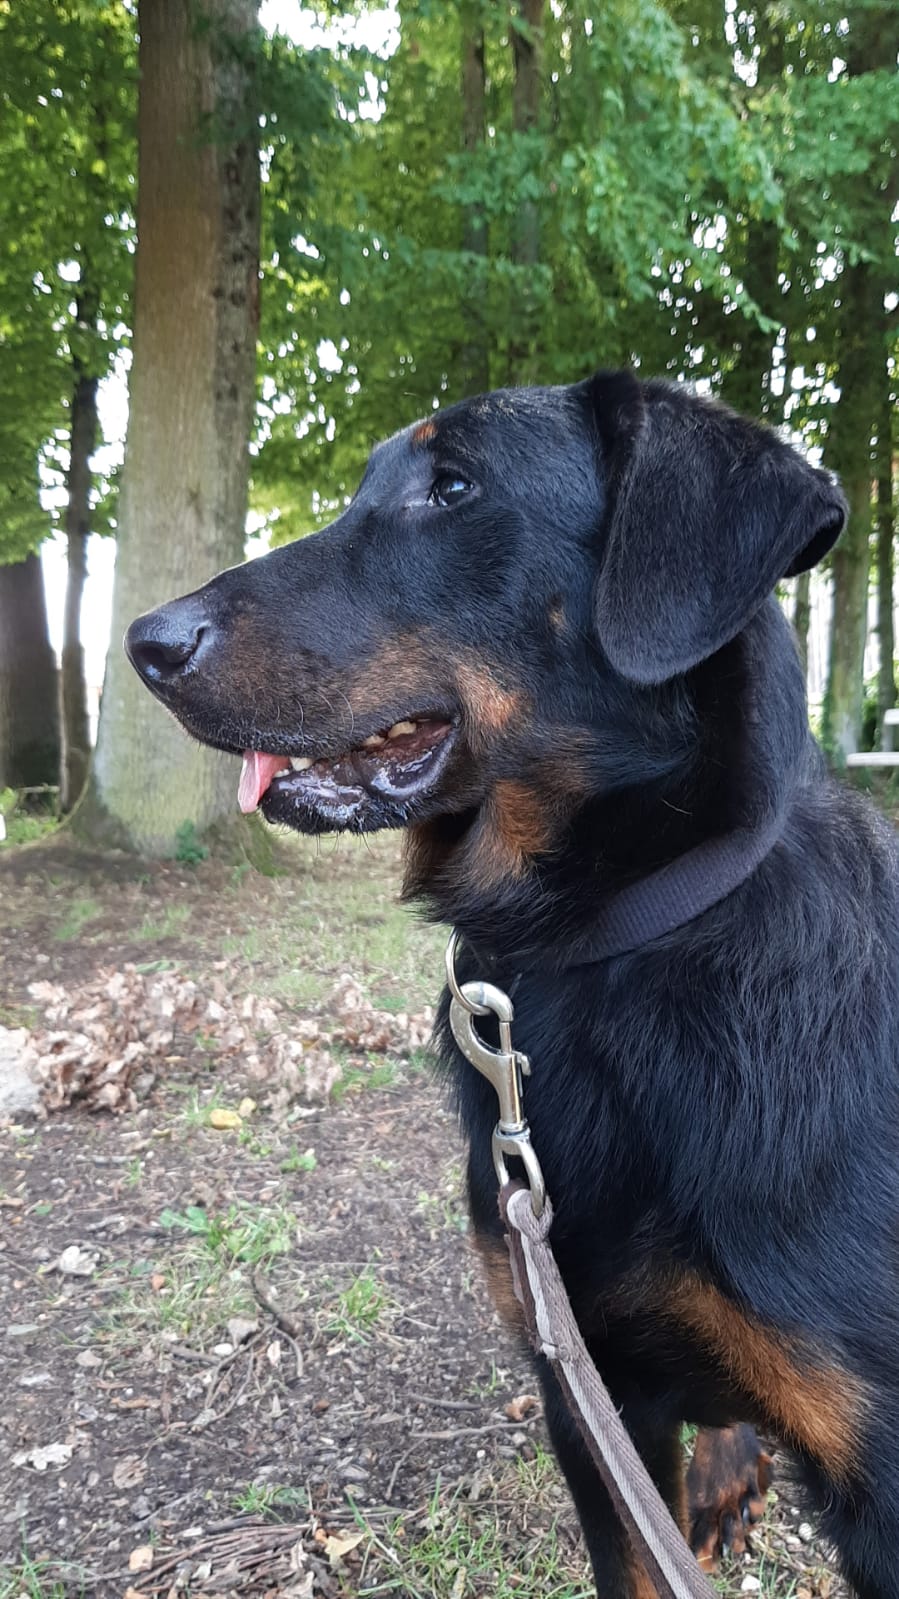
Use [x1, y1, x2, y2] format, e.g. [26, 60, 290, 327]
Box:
[459, 0, 490, 394]
[819, 4, 898, 758]
[0, 555, 60, 791]
[76, 0, 261, 854]
[60, 288, 100, 812]
[875, 369, 897, 746]
[0, 0, 135, 802]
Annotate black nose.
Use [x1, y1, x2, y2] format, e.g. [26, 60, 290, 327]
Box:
[125, 599, 210, 687]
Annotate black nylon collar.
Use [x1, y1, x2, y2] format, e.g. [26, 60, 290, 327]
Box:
[459, 802, 790, 978]
[564, 804, 788, 965]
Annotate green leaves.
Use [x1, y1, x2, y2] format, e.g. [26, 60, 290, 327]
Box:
[0, 0, 136, 562]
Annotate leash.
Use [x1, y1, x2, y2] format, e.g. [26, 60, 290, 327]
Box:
[446, 931, 716, 1599]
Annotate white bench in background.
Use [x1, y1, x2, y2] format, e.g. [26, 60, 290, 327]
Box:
[846, 708, 899, 768]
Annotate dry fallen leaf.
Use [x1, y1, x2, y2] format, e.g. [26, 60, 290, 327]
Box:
[127, 1545, 154, 1573]
[324, 1530, 365, 1570]
[55, 1244, 99, 1277]
[15, 1441, 73, 1471]
[505, 1393, 539, 1422]
[208, 1107, 242, 1130]
[112, 1454, 146, 1489]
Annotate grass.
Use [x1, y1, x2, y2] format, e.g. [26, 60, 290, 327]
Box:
[232, 1483, 308, 1518]
[353, 1472, 592, 1599]
[331, 1058, 400, 1102]
[325, 1266, 393, 1342]
[157, 1200, 297, 1263]
[0, 1550, 82, 1599]
[137, 903, 191, 940]
[105, 1200, 299, 1347]
[53, 896, 102, 941]
[221, 833, 442, 1012]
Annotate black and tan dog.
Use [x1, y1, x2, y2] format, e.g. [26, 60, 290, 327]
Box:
[126, 371, 899, 1598]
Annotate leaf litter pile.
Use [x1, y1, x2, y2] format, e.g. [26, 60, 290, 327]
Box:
[0, 844, 848, 1599]
[16, 967, 433, 1117]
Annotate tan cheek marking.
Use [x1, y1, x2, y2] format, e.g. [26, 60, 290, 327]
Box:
[454, 660, 524, 747]
[663, 1272, 867, 1482]
[493, 779, 554, 859]
[349, 639, 438, 713]
[464, 783, 553, 888]
[411, 418, 437, 445]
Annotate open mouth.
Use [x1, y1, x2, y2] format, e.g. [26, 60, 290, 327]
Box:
[238, 716, 457, 834]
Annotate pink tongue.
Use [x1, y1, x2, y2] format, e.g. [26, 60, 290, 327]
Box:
[238, 751, 287, 814]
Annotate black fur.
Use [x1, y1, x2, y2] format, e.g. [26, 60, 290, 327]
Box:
[126, 372, 899, 1597]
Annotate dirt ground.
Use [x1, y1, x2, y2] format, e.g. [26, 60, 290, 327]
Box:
[0, 833, 848, 1599]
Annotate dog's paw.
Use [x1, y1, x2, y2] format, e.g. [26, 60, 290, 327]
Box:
[686, 1423, 773, 1571]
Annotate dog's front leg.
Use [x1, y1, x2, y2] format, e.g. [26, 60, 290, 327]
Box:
[535, 1354, 684, 1598]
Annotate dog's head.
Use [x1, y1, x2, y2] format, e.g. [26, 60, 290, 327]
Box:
[127, 370, 844, 909]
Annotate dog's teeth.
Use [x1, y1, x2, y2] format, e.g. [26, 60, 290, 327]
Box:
[387, 720, 417, 739]
[275, 766, 291, 778]
[290, 756, 313, 771]
[362, 734, 387, 749]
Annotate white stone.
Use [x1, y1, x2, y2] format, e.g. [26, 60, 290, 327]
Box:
[0, 1026, 40, 1118]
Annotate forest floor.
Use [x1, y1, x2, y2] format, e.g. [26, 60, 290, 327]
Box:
[0, 831, 848, 1599]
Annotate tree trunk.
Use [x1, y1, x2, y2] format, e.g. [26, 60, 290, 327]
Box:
[875, 382, 896, 746]
[511, 0, 541, 268]
[720, 218, 780, 420]
[60, 330, 99, 813]
[75, 0, 261, 855]
[0, 554, 60, 791]
[459, 0, 489, 396]
[821, 15, 895, 762]
[792, 571, 811, 679]
[507, 0, 542, 383]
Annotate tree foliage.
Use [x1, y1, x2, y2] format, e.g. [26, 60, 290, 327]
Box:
[0, 0, 136, 562]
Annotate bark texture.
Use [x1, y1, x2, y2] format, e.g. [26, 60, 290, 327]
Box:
[507, 0, 543, 383]
[459, 1, 489, 396]
[821, 10, 895, 761]
[60, 334, 99, 813]
[875, 380, 896, 745]
[0, 554, 60, 791]
[821, 259, 887, 760]
[77, 0, 261, 854]
[792, 571, 811, 679]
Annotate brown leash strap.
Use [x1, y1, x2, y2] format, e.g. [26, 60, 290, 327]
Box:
[499, 1183, 717, 1599]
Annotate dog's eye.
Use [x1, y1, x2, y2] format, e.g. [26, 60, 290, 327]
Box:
[428, 473, 473, 508]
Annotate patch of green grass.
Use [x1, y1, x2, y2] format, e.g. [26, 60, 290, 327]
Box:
[223, 835, 443, 1014]
[325, 1266, 392, 1342]
[415, 1186, 469, 1236]
[354, 1478, 592, 1599]
[174, 820, 209, 866]
[232, 1483, 308, 1518]
[53, 896, 102, 941]
[238, 1126, 274, 1158]
[0, 788, 59, 850]
[0, 1001, 37, 1030]
[279, 1145, 317, 1174]
[712, 1554, 798, 1598]
[158, 1200, 297, 1264]
[106, 1201, 299, 1348]
[137, 903, 190, 940]
[0, 1549, 83, 1599]
[331, 1058, 399, 1103]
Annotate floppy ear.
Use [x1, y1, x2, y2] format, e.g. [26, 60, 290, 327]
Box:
[587, 370, 846, 685]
